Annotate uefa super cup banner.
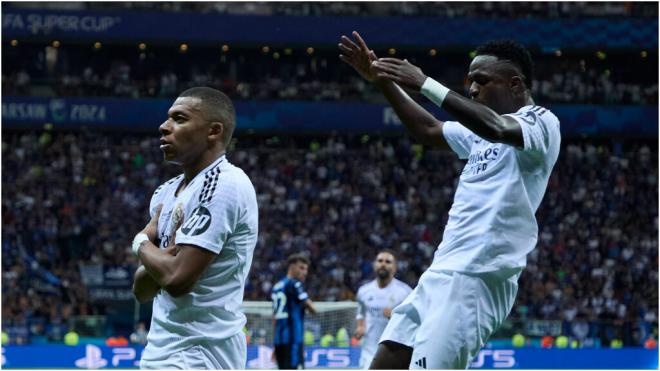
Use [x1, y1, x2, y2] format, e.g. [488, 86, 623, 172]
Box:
[2, 344, 658, 369]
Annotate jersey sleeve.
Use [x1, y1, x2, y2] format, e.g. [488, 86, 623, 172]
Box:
[505, 106, 560, 156]
[175, 177, 241, 254]
[292, 280, 309, 302]
[442, 121, 476, 159]
[355, 287, 366, 320]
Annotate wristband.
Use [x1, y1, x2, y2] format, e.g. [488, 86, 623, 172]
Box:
[132, 233, 149, 256]
[420, 77, 450, 108]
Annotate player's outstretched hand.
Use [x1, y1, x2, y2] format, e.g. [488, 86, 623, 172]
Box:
[371, 58, 428, 92]
[141, 204, 163, 243]
[339, 31, 379, 82]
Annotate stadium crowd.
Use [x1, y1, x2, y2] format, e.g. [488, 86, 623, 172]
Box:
[3, 44, 658, 105]
[2, 130, 657, 347]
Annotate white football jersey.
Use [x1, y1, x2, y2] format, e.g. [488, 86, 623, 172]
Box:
[356, 279, 412, 360]
[435, 105, 560, 273]
[141, 155, 258, 362]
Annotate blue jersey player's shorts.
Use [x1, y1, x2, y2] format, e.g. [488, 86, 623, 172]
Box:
[274, 343, 304, 369]
[379, 268, 521, 369]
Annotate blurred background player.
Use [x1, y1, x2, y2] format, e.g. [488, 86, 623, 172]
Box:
[131, 87, 259, 369]
[354, 250, 412, 369]
[272, 253, 318, 369]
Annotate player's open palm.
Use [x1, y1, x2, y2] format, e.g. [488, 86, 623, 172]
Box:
[372, 58, 428, 92]
[339, 31, 378, 82]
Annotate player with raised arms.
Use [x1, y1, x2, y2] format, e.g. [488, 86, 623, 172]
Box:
[340, 32, 560, 369]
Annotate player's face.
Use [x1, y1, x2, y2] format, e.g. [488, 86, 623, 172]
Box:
[466, 55, 519, 114]
[293, 262, 309, 282]
[159, 97, 210, 165]
[374, 252, 396, 280]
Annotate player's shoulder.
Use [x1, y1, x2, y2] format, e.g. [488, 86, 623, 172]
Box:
[153, 174, 184, 196]
[151, 174, 184, 207]
[208, 157, 256, 199]
[509, 104, 560, 127]
[392, 278, 413, 292]
[219, 157, 253, 184]
[272, 278, 287, 291]
[357, 280, 377, 294]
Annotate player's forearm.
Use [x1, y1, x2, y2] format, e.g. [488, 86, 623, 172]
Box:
[133, 265, 161, 303]
[375, 80, 443, 146]
[305, 299, 318, 314]
[138, 242, 189, 297]
[441, 91, 516, 144]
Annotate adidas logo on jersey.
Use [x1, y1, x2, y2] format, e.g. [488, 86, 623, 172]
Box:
[414, 357, 427, 369]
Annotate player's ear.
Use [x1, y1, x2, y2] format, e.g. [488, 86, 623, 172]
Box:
[510, 76, 525, 96]
[208, 121, 224, 142]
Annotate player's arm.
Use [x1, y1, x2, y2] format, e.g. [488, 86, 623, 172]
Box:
[354, 290, 366, 339]
[132, 265, 160, 303]
[304, 299, 318, 314]
[138, 243, 214, 298]
[133, 204, 215, 298]
[371, 58, 523, 147]
[339, 31, 448, 149]
[355, 318, 366, 339]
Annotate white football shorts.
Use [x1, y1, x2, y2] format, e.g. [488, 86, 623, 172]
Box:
[359, 347, 376, 369]
[140, 331, 246, 370]
[379, 267, 521, 369]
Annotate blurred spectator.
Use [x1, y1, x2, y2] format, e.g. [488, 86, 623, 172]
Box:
[129, 322, 148, 345]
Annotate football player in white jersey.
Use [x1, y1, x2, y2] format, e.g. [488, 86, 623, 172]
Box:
[340, 33, 560, 369]
[130, 87, 258, 369]
[355, 250, 412, 369]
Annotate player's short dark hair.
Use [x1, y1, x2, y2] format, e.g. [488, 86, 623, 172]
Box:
[376, 249, 397, 261]
[287, 253, 310, 267]
[475, 40, 534, 90]
[178, 86, 236, 142]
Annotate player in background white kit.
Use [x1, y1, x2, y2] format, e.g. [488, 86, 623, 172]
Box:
[130, 87, 258, 369]
[341, 34, 560, 369]
[355, 250, 412, 369]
